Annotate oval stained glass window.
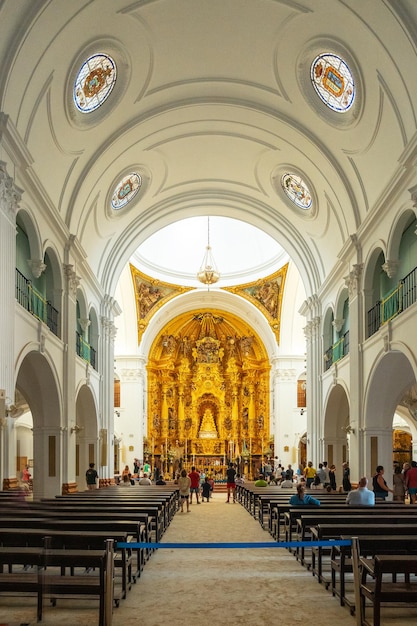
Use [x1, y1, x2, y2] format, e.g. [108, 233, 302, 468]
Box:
[73, 53, 117, 113]
[311, 53, 355, 113]
[281, 173, 312, 210]
[111, 173, 142, 210]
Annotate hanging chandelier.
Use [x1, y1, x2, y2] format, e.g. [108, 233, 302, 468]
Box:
[197, 217, 220, 286]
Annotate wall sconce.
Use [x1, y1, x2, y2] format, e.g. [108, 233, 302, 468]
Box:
[70, 424, 83, 435]
[114, 410, 120, 418]
[300, 408, 305, 415]
[342, 424, 355, 435]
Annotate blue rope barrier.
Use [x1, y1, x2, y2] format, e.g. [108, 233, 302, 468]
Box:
[117, 539, 352, 550]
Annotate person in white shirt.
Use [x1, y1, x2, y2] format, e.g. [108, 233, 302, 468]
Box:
[346, 476, 375, 506]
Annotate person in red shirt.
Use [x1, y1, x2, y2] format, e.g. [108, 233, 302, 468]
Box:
[188, 466, 201, 504]
[405, 460, 417, 503]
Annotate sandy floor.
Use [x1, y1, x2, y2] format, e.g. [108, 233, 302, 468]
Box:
[1, 494, 417, 625]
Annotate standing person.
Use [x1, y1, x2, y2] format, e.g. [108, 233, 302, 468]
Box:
[393, 465, 406, 502]
[322, 461, 330, 487]
[405, 460, 417, 503]
[372, 465, 393, 500]
[85, 462, 98, 490]
[188, 466, 201, 504]
[133, 458, 140, 474]
[177, 468, 191, 512]
[304, 461, 316, 488]
[342, 462, 352, 492]
[289, 484, 320, 506]
[225, 462, 237, 502]
[346, 477, 375, 506]
[329, 464, 337, 491]
[316, 463, 327, 485]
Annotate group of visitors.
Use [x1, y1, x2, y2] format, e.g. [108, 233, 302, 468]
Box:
[176, 465, 216, 512]
[288, 461, 417, 507]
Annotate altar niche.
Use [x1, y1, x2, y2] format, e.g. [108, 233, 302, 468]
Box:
[146, 308, 271, 476]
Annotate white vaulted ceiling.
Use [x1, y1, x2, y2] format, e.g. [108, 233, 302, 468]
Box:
[1, 0, 417, 296]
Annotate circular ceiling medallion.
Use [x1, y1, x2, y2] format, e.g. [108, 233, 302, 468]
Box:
[73, 53, 117, 113]
[281, 173, 313, 210]
[311, 52, 355, 113]
[111, 173, 142, 210]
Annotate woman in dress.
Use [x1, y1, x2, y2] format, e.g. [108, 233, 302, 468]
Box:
[342, 462, 352, 492]
[329, 464, 337, 491]
[393, 465, 406, 502]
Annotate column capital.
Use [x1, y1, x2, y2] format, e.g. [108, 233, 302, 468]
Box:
[63, 264, 81, 295]
[344, 263, 363, 298]
[332, 318, 345, 333]
[0, 161, 22, 217]
[381, 259, 399, 279]
[27, 259, 47, 279]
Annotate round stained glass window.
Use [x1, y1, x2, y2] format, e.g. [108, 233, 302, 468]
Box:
[73, 53, 117, 113]
[111, 173, 142, 210]
[281, 174, 312, 210]
[311, 53, 355, 113]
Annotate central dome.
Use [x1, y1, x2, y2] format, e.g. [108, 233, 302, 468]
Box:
[131, 216, 288, 287]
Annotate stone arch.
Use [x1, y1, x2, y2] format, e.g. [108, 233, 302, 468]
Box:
[15, 350, 62, 498]
[16, 207, 43, 265]
[363, 245, 385, 338]
[387, 207, 416, 262]
[322, 304, 334, 369]
[75, 384, 99, 484]
[323, 383, 350, 480]
[364, 349, 417, 477]
[43, 243, 63, 337]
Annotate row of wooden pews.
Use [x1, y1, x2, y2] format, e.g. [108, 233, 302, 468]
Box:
[0, 483, 179, 625]
[236, 483, 417, 625]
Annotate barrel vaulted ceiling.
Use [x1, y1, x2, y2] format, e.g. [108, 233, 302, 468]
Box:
[1, 0, 417, 297]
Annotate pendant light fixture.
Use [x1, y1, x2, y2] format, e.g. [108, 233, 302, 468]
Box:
[197, 217, 220, 286]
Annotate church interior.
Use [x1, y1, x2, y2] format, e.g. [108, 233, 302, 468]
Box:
[3, 2, 417, 625]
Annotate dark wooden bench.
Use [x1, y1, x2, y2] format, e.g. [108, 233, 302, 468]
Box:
[0, 527, 130, 601]
[0, 544, 113, 625]
[294, 514, 417, 567]
[360, 554, 417, 626]
[0, 515, 148, 581]
[36, 501, 165, 541]
[331, 533, 417, 612]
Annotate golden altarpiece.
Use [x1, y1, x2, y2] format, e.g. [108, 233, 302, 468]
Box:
[146, 310, 271, 477]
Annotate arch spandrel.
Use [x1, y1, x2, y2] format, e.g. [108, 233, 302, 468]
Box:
[146, 309, 270, 468]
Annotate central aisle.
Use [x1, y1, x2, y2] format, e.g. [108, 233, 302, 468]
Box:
[119, 495, 355, 626]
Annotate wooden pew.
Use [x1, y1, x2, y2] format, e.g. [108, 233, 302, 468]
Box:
[360, 554, 417, 626]
[0, 545, 113, 626]
[331, 533, 417, 611]
[0, 516, 147, 581]
[294, 513, 417, 567]
[0, 527, 130, 601]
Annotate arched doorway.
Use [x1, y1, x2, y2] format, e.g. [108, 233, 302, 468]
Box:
[323, 383, 350, 488]
[15, 351, 61, 498]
